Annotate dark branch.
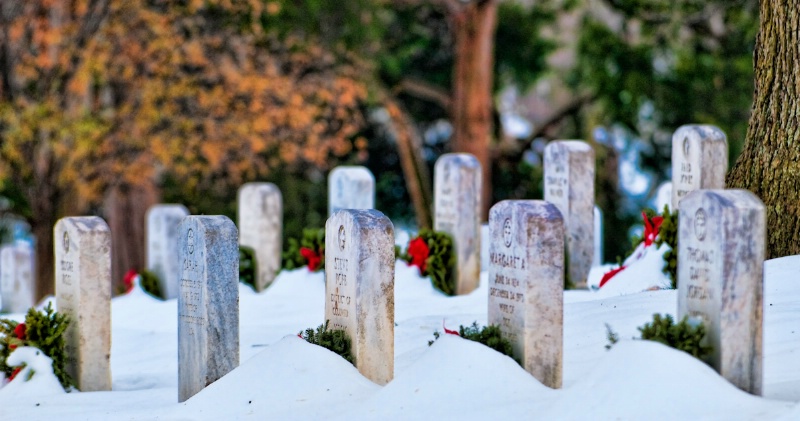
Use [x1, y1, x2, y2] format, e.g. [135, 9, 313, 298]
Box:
[393, 78, 452, 112]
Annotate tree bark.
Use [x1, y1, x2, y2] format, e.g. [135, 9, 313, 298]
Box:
[726, 0, 800, 258]
[449, 0, 497, 221]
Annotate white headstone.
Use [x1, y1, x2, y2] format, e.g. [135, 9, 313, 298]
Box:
[54, 216, 112, 391]
[0, 242, 35, 314]
[678, 189, 765, 395]
[434, 153, 481, 295]
[655, 181, 673, 212]
[238, 183, 282, 291]
[488, 200, 564, 388]
[328, 166, 375, 216]
[325, 209, 394, 385]
[671, 125, 728, 209]
[178, 216, 239, 402]
[593, 206, 603, 267]
[146, 204, 189, 299]
[544, 140, 595, 288]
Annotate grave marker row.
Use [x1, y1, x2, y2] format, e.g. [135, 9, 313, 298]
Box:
[1, 241, 35, 313]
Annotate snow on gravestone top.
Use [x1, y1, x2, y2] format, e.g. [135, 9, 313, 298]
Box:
[677, 189, 764, 395]
[328, 166, 375, 216]
[54, 216, 112, 392]
[544, 140, 594, 288]
[434, 153, 481, 295]
[671, 125, 727, 210]
[146, 204, 189, 299]
[238, 183, 282, 291]
[178, 216, 239, 402]
[325, 209, 394, 385]
[0, 242, 35, 314]
[488, 200, 564, 389]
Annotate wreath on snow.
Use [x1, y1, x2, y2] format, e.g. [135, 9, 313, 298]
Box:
[401, 229, 457, 296]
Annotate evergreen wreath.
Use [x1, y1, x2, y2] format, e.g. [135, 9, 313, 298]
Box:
[239, 245, 258, 290]
[428, 321, 519, 365]
[282, 228, 325, 272]
[654, 205, 678, 288]
[402, 229, 456, 296]
[605, 313, 712, 362]
[298, 321, 353, 364]
[0, 303, 73, 390]
[139, 269, 164, 299]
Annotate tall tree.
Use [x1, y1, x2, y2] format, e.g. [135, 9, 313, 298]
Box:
[727, 0, 800, 258]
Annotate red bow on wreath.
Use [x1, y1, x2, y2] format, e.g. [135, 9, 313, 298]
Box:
[407, 237, 430, 274]
[123, 269, 138, 293]
[300, 247, 322, 271]
[7, 322, 27, 381]
[598, 212, 664, 288]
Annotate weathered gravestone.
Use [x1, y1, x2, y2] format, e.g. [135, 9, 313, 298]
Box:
[178, 216, 239, 402]
[544, 140, 594, 288]
[671, 125, 727, 209]
[54, 216, 112, 391]
[146, 204, 189, 299]
[488, 200, 564, 388]
[325, 209, 394, 385]
[237, 183, 282, 291]
[328, 166, 375, 216]
[678, 189, 765, 395]
[655, 181, 673, 212]
[593, 206, 603, 267]
[0, 241, 35, 313]
[434, 153, 481, 295]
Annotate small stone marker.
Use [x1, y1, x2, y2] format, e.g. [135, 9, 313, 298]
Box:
[677, 189, 765, 395]
[238, 183, 282, 291]
[671, 125, 728, 209]
[488, 200, 564, 388]
[655, 181, 673, 212]
[593, 206, 603, 267]
[178, 216, 239, 402]
[54, 216, 112, 391]
[325, 209, 394, 385]
[146, 204, 189, 299]
[328, 166, 375, 216]
[0, 241, 35, 313]
[434, 153, 481, 295]
[544, 140, 595, 288]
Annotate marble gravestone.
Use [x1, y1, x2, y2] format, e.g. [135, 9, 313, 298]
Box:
[328, 166, 375, 216]
[238, 183, 282, 291]
[593, 206, 603, 267]
[0, 242, 35, 314]
[488, 200, 564, 388]
[325, 209, 394, 385]
[655, 181, 673, 212]
[146, 204, 189, 299]
[178, 216, 239, 402]
[544, 140, 594, 288]
[54, 216, 112, 391]
[671, 125, 728, 209]
[678, 189, 765, 395]
[434, 153, 481, 295]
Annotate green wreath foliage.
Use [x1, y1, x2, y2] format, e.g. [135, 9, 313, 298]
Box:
[281, 228, 325, 272]
[239, 245, 258, 290]
[654, 205, 678, 289]
[428, 321, 519, 365]
[139, 269, 164, 299]
[299, 321, 353, 365]
[638, 313, 712, 360]
[0, 303, 74, 390]
[401, 229, 456, 296]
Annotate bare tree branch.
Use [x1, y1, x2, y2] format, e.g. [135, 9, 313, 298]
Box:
[393, 77, 452, 111]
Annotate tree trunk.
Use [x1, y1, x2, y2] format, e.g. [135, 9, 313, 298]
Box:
[450, 0, 497, 221]
[104, 182, 158, 294]
[726, 0, 800, 259]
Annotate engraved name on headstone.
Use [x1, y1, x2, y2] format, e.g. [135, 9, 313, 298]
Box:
[544, 140, 595, 288]
[146, 204, 189, 299]
[0, 242, 35, 314]
[434, 153, 481, 295]
[238, 183, 282, 291]
[488, 200, 564, 388]
[178, 216, 239, 402]
[671, 125, 728, 209]
[54, 216, 112, 391]
[328, 166, 375, 216]
[678, 189, 765, 395]
[325, 209, 394, 385]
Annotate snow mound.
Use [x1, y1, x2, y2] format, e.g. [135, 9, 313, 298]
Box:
[0, 347, 65, 401]
[551, 340, 791, 420]
[587, 243, 672, 298]
[338, 334, 556, 419]
[178, 335, 379, 420]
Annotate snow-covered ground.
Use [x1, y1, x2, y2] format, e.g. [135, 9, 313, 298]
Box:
[1, 253, 800, 420]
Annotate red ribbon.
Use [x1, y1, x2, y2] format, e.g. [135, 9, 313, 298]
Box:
[123, 269, 137, 293]
[443, 319, 459, 336]
[598, 212, 663, 288]
[299, 247, 322, 271]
